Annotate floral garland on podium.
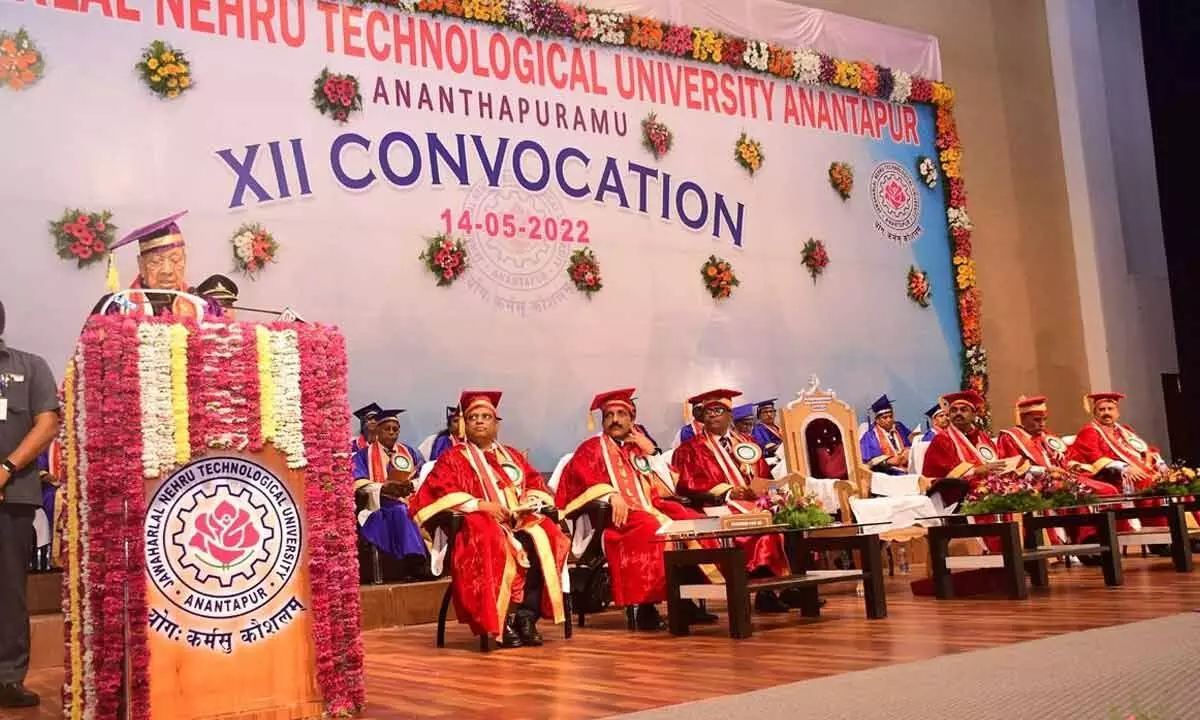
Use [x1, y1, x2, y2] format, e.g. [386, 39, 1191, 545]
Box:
[59, 316, 364, 719]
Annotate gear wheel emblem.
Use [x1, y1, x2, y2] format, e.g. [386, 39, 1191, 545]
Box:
[171, 482, 275, 588]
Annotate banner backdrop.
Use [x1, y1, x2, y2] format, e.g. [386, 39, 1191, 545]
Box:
[0, 0, 973, 468]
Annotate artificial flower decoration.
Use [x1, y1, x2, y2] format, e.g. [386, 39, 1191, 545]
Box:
[137, 40, 192, 100]
[312, 68, 362, 123]
[917, 155, 938, 189]
[419, 233, 469, 286]
[734, 132, 764, 176]
[702, 254, 738, 300]
[641, 112, 673, 160]
[51, 209, 116, 268]
[828, 161, 853, 200]
[906, 265, 931, 308]
[0, 28, 45, 90]
[801, 238, 829, 283]
[231, 223, 279, 278]
[567, 247, 602, 298]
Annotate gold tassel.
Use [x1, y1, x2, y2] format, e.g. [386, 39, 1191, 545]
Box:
[457, 412, 465, 438]
[683, 401, 691, 423]
[1014, 395, 1025, 427]
[1082, 393, 1092, 415]
[587, 411, 596, 433]
[105, 253, 119, 294]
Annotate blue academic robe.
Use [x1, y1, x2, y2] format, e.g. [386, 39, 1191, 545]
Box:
[359, 496, 429, 560]
[349, 434, 369, 456]
[351, 442, 426, 481]
[921, 429, 939, 443]
[859, 422, 913, 475]
[679, 424, 697, 445]
[751, 424, 784, 456]
[430, 431, 457, 461]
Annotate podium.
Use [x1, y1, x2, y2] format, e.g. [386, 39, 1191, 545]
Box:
[57, 316, 364, 719]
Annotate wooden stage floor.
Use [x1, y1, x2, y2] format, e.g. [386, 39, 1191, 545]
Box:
[7, 558, 1199, 720]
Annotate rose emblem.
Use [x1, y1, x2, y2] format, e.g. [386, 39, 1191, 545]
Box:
[883, 180, 908, 210]
[188, 500, 261, 566]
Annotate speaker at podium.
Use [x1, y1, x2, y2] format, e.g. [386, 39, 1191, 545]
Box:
[57, 314, 364, 719]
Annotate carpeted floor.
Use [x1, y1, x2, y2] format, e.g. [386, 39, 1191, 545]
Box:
[607, 612, 1200, 720]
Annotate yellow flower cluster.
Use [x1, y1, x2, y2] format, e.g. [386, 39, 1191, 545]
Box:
[143, 43, 191, 99]
[256, 326, 276, 442]
[832, 60, 860, 90]
[954, 256, 976, 289]
[463, 0, 505, 23]
[169, 324, 191, 465]
[736, 135, 763, 174]
[692, 29, 723, 62]
[939, 147, 962, 179]
[931, 82, 955, 107]
[63, 359, 83, 720]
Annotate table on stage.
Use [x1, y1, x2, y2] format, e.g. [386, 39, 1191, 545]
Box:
[1100, 495, 1199, 572]
[920, 507, 1123, 600]
[657, 523, 888, 639]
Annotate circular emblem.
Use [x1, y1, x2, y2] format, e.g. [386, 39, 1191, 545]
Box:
[632, 456, 651, 473]
[977, 445, 997, 462]
[500, 462, 524, 485]
[462, 172, 573, 316]
[1127, 436, 1148, 453]
[145, 457, 302, 620]
[391, 453, 413, 472]
[1045, 436, 1067, 454]
[734, 443, 763, 464]
[869, 161, 922, 244]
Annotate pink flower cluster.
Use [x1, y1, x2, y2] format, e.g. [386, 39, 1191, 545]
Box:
[312, 69, 361, 123]
[420, 234, 469, 286]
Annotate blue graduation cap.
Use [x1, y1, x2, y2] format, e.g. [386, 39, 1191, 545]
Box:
[110, 210, 188, 256]
[925, 403, 945, 419]
[353, 403, 382, 422]
[445, 405, 460, 421]
[375, 408, 406, 424]
[754, 398, 777, 415]
[869, 394, 895, 416]
[732, 403, 755, 421]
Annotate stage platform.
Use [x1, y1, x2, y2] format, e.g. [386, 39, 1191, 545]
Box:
[12, 558, 1199, 720]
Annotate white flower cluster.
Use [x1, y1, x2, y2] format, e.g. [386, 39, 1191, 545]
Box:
[203, 326, 250, 451]
[588, 10, 626, 45]
[269, 329, 307, 469]
[743, 40, 769, 72]
[890, 69, 912, 104]
[73, 351, 96, 718]
[918, 156, 938, 189]
[232, 230, 256, 265]
[947, 206, 973, 231]
[509, 0, 533, 32]
[965, 345, 988, 375]
[138, 323, 177, 479]
[793, 48, 821, 84]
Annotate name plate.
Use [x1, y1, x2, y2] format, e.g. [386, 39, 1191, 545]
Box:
[720, 511, 773, 531]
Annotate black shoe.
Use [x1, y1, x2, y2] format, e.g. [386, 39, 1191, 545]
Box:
[634, 604, 666, 631]
[780, 588, 826, 609]
[514, 614, 544, 647]
[0, 683, 39, 708]
[683, 600, 719, 624]
[1077, 554, 1103, 567]
[754, 590, 789, 613]
[1149, 544, 1173, 557]
[499, 616, 523, 648]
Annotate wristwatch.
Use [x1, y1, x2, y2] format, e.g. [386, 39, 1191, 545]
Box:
[0, 459, 15, 474]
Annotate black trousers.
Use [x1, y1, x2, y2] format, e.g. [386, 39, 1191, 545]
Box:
[0, 505, 35, 685]
[515, 532, 545, 620]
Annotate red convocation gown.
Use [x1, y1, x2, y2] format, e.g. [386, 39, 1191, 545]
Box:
[555, 435, 722, 606]
[671, 432, 791, 577]
[409, 442, 570, 637]
[997, 426, 1127, 541]
[922, 426, 1005, 550]
[1067, 422, 1192, 528]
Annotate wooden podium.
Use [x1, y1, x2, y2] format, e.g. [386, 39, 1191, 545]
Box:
[58, 315, 363, 719]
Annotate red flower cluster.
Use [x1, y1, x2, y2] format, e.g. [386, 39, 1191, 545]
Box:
[312, 68, 362, 124]
[419, 233, 469, 286]
[723, 38, 746, 69]
[568, 247, 602, 297]
[641, 112, 673, 160]
[801, 238, 829, 282]
[907, 265, 931, 308]
[51, 209, 115, 268]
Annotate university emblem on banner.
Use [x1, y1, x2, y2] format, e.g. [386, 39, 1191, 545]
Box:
[145, 457, 305, 652]
[869, 161, 922, 244]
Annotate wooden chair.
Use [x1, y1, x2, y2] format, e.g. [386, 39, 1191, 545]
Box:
[430, 509, 573, 652]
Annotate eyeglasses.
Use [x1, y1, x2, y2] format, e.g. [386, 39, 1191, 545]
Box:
[466, 413, 496, 422]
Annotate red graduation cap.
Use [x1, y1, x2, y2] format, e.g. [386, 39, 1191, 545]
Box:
[588, 388, 636, 432]
[460, 390, 502, 415]
[941, 390, 985, 412]
[1014, 395, 1048, 425]
[687, 388, 742, 410]
[1084, 391, 1125, 414]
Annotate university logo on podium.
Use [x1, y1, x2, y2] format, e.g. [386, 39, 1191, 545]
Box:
[145, 456, 306, 653]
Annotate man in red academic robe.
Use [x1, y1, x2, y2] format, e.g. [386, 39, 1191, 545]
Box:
[555, 388, 721, 631]
[997, 395, 1126, 544]
[409, 391, 570, 648]
[921, 390, 1010, 507]
[671, 388, 792, 613]
[1067, 392, 1168, 492]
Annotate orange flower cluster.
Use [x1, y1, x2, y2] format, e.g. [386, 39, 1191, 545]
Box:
[828, 162, 853, 200]
[701, 255, 738, 300]
[767, 44, 792, 78]
[1, 29, 44, 91]
[628, 16, 664, 50]
[857, 61, 879, 96]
